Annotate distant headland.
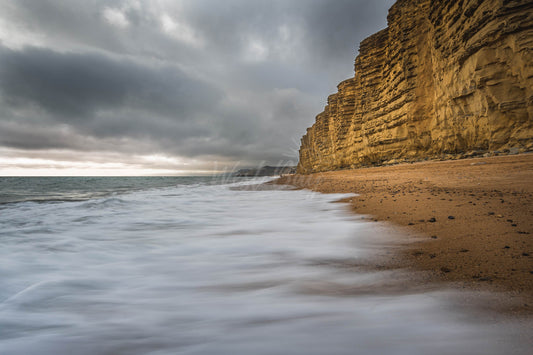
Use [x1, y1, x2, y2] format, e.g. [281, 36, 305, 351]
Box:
[234, 166, 296, 177]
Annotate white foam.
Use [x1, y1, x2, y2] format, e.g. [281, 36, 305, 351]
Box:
[0, 178, 530, 354]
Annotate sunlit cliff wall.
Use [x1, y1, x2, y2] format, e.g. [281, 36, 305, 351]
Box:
[297, 0, 533, 173]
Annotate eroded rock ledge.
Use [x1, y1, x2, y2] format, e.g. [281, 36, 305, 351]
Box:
[298, 0, 533, 174]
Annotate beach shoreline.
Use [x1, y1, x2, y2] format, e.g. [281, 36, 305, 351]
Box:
[274, 154, 533, 314]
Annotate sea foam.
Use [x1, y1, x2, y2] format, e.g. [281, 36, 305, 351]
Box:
[0, 177, 530, 354]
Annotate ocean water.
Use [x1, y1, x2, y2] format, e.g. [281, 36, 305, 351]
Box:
[0, 177, 531, 354]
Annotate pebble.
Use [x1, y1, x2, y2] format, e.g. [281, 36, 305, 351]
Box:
[448, 215, 455, 220]
[428, 217, 436, 223]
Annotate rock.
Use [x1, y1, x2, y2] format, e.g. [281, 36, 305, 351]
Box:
[428, 217, 436, 223]
[509, 147, 520, 155]
[448, 215, 455, 220]
[440, 267, 451, 273]
[297, 0, 533, 174]
[431, 235, 438, 239]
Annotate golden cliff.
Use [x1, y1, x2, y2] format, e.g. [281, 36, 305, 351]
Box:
[298, 0, 533, 174]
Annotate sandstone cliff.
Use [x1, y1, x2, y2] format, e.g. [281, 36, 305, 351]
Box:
[298, 0, 533, 174]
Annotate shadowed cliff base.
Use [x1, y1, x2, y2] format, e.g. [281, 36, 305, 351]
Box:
[275, 154, 533, 314]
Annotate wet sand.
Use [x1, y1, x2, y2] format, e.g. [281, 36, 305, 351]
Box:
[275, 154, 533, 314]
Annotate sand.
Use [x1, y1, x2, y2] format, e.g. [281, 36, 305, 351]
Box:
[275, 154, 533, 314]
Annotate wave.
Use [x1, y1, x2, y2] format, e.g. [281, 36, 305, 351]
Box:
[0, 177, 531, 354]
[0, 197, 91, 206]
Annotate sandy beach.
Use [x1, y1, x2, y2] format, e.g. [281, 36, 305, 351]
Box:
[276, 154, 533, 313]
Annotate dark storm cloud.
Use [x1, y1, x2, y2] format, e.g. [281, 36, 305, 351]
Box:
[0, 0, 394, 170]
[0, 121, 77, 150]
[0, 45, 220, 119]
[188, 1, 392, 56]
[0, 44, 226, 154]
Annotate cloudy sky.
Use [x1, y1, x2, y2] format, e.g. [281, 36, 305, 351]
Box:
[0, 0, 394, 175]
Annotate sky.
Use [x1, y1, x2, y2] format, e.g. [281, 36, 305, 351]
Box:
[0, 0, 394, 176]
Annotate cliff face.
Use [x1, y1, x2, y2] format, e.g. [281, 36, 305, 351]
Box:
[298, 0, 533, 174]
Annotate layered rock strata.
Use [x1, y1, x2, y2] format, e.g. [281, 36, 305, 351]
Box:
[298, 0, 533, 174]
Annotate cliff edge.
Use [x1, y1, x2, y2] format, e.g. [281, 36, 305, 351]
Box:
[298, 0, 533, 174]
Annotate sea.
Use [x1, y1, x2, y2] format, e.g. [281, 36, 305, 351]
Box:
[0, 176, 531, 355]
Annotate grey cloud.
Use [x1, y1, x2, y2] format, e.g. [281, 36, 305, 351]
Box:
[0, 121, 77, 150]
[4, 0, 394, 86]
[0, 0, 394, 171]
[179, 0, 395, 79]
[0, 45, 221, 120]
